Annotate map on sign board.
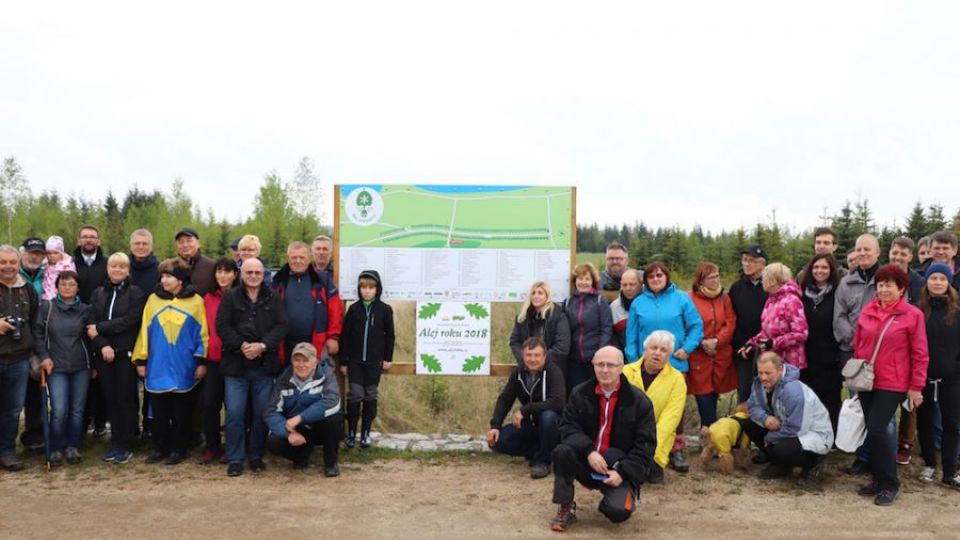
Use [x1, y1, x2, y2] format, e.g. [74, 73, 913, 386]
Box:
[337, 185, 574, 302]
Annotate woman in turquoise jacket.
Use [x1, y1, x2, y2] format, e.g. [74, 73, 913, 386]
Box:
[625, 262, 704, 371]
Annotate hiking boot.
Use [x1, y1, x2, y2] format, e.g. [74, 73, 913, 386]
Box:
[324, 464, 341, 478]
[758, 463, 791, 480]
[48, 451, 64, 467]
[858, 481, 880, 496]
[249, 458, 266, 472]
[896, 443, 912, 465]
[918, 466, 936, 483]
[845, 459, 870, 475]
[874, 487, 900, 506]
[197, 449, 224, 465]
[943, 473, 960, 490]
[669, 451, 690, 473]
[550, 501, 577, 532]
[0, 453, 24, 471]
[227, 462, 243, 477]
[530, 462, 550, 479]
[647, 464, 664, 484]
[113, 450, 133, 465]
[65, 447, 82, 464]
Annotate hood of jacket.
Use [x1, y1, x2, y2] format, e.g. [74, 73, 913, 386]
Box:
[153, 282, 199, 300]
[772, 280, 802, 301]
[358, 270, 383, 300]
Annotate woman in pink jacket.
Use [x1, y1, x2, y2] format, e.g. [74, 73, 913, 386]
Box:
[742, 263, 808, 369]
[852, 264, 929, 507]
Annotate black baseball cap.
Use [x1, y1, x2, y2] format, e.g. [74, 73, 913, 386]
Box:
[22, 237, 46, 253]
[229, 237, 241, 250]
[740, 245, 768, 260]
[175, 227, 200, 240]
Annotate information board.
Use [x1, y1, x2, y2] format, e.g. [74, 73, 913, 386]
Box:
[336, 185, 574, 302]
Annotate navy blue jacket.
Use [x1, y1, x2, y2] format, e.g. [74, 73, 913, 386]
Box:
[264, 358, 341, 437]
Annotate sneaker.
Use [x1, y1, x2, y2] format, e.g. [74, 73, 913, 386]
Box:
[758, 463, 791, 480]
[845, 459, 870, 475]
[550, 502, 577, 532]
[227, 462, 244, 477]
[145, 451, 168, 464]
[669, 451, 690, 473]
[874, 487, 900, 506]
[101, 448, 119, 463]
[345, 431, 356, 449]
[0, 453, 25, 471]
[896, 443, 912, 465]
[798, 461, 824, 486]
[359, 432, 372, 449]
[92, 425, 109, 439]
[858, 481, 880, 496]
[249, 458, 266, 472]
[113, 450, 133, 465]
[48, 450, 64, 467]
[197, 449, 224, 465]
[918, 466, 936, 483]
[943, 473, 960, 490]
[64, 447, 82, 464]
[647, 464, 664, 485]
[530, 462, 550, 479]
[324, 464, 341, 477]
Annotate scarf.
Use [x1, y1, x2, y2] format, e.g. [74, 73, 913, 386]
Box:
[804, 282, 833, 307]
[699, 285, 722, 299]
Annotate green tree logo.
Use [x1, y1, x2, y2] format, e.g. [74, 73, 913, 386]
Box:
[357, 189, 373, 218]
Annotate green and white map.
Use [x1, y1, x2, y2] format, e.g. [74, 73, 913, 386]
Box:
[338, 185, 573, 302]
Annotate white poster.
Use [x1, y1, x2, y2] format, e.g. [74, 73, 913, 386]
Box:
[415, 302, 491, 376]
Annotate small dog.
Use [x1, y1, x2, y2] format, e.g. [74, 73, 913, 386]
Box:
[700, 405, 752, 474]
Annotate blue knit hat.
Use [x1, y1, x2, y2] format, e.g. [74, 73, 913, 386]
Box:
[925, 262, 953, 284]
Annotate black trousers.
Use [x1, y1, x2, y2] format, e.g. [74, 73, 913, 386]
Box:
[800, 362, 842, 436]
[742, 419, 821, 470]
[96, 356, 140, 452]
[347, 362, 382, 433]
[859, 389, 905, 490]
[735, 352, 756, 404]
[266, 414, 343, 467]
[551, 444, 635, 524]
[201, 362, 225, 451]
[151, 390, 194, 455]
[917, 378, 960, 479]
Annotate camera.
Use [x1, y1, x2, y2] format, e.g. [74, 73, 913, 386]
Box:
[3, 316, 24, 341]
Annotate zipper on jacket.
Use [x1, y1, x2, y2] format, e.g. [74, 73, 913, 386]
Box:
[108, 287, 118, 320]
[577, 297, 585, 362]
[362, 303, 372, 363]
[596, 397, 611, 452]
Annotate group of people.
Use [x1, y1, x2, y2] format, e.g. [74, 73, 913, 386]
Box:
[487, 231, 958, 530]
[2, 223, 959, 531]
[0, 226, 396, 479]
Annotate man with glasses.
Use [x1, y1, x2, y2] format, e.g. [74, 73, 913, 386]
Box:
[549, 346, 657, 532]
[600, 243, 629, 291]
[730, 245, 768, 404]
[216, 258, 288, 477]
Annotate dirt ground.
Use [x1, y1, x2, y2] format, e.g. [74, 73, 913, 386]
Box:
[1, 449, 958, 539]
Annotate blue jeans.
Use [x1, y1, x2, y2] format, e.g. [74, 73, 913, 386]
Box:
[48, 369, 90, 451]
[0, 358, 29, 456]
[224, 368, 273, 464]
[493, 409, 561, 465]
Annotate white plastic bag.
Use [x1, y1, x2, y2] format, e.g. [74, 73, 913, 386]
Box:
[836, 396, 867, 452]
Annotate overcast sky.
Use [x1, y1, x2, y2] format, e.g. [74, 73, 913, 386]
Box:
[3, 1, 958, 234]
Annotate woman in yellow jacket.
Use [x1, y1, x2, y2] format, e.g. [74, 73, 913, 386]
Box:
[624, 330, 687, 484]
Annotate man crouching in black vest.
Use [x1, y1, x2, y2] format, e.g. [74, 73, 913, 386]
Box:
[549, 345, 657, 532]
